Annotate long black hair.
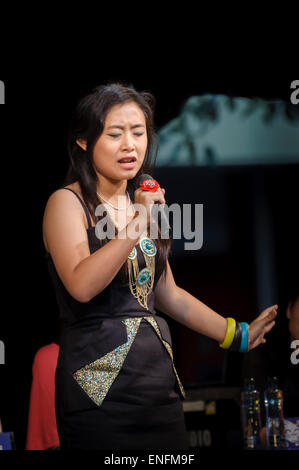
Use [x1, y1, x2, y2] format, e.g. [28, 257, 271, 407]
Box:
[63, 82, 171, 282]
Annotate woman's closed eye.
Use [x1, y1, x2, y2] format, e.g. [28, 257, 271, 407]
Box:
[108, 133, 121, 138]
[108, 132, 144, 138]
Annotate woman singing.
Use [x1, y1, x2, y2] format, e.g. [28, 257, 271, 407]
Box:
[42, 83, 277, 450]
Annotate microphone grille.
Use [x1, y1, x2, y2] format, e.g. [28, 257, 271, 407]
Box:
[137, 173, 153, 185]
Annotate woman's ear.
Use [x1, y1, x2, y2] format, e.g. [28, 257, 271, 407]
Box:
[76, 139, 87, 151]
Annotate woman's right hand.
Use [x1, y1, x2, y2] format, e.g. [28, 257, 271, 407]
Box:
[133, 186, 166, 227]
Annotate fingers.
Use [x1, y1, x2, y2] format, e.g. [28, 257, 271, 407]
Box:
[134, 187, 166, 207]
[263, 308, 277, 323]
[257, 311, 277, 335]
[153, 187, 166, 204]
[267, 304, 278, 312]
[263, 320, 276, 334]
[159, 188, 166, 205]
[249, 307, 278, 350]
[151, 188, 166, 205]
[263, 304, 278, 316]
[258, 304, 278, 320]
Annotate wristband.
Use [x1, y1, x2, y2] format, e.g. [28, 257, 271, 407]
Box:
[220, 317, 236, 349]
[239, 322, 249, 353]
[230, 321, 242, 352]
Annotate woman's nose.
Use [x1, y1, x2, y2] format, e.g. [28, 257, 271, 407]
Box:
[121, 133, 135, 152]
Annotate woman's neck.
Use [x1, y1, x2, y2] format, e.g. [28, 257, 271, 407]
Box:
[96, 178, 128, 200]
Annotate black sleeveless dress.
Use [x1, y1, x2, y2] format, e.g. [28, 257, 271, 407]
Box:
[46, 188, 188, 450]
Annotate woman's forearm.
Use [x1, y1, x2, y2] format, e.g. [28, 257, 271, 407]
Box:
[72, 216, 147, 302]
[161, 286, 227, 343]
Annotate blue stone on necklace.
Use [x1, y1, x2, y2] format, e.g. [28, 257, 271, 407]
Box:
[140, 238, 157, 257]
[137, 268, 151, 286]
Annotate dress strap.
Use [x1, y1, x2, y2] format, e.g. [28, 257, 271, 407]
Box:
[62, 188, 93, 229]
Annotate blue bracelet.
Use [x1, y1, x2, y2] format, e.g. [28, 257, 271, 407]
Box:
[239, 322, 249, 353]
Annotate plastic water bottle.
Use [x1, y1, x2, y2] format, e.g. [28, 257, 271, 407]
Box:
[241, 377, 262, 449]
[264, 377, 286, 449]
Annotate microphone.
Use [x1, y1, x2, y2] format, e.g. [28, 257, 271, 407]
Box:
[137, 174, 171, 237]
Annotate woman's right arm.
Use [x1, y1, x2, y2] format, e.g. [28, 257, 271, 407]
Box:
[43, 189, 147, 302]
[43, 187, 165, 303]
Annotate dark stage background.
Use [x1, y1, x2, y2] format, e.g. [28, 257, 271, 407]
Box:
[0, 71, 298, 450]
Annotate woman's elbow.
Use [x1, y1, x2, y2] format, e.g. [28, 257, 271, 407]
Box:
[74, 291, 92, 303]
[69, 281, 106, 303]
[68, 286, 91, 303]
[66, 280, 95, 303]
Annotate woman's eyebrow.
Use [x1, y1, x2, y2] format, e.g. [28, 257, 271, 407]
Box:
[106, 124, 145, 130]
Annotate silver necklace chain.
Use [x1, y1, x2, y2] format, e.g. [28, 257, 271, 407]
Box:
[97, 190, 131, 210]
[97, 191, 145, 238]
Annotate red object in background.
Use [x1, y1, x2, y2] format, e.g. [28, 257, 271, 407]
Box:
[140, 178, 160, 192]
[26, 343, 60, 450]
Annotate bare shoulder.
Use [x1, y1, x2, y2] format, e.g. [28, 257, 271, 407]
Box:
[42, 183, 92, 298]
[45, 182, 81, 204]
[63, 181, 84, 197]
[43, 183, 85, 224]
[44, 187, 82, 223]
[43, 183, 87, 252]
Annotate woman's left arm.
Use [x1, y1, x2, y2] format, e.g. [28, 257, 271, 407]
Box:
[154, 260, 277, 350]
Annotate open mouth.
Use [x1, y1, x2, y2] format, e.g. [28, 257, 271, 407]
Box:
[118, 157, 137, 163]
[118, 156, 137, 169]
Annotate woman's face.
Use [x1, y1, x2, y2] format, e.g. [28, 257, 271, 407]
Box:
[91, 101, 148, 183]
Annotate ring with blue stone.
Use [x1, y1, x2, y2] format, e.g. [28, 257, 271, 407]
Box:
[137, 268, 151, 286]
[139, 238, 157, 257]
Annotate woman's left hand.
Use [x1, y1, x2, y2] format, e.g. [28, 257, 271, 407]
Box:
[248, 304, 278, 350]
